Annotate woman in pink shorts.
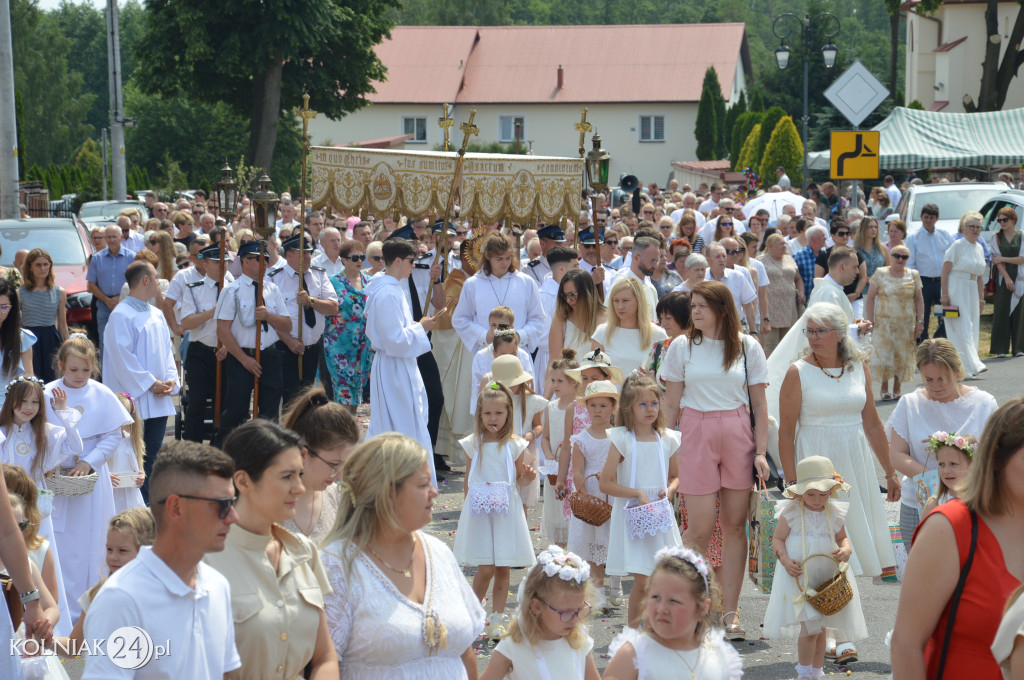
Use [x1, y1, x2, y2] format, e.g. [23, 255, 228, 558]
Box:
[660, 280, 771, 641]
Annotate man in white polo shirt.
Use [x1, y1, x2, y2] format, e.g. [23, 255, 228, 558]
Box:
[704, 242, 757, 333]
[83, 441, 241, 680]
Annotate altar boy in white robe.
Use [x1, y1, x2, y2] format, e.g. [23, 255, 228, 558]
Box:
[365, 237, 443, 487]
[102, 261, 179, 502]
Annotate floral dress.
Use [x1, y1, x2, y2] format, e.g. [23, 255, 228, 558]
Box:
[324, 271, 372, 405]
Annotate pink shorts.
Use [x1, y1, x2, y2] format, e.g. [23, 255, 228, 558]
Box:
[678, 407, 755, 494]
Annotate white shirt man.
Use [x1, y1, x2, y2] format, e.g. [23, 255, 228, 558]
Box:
[884, 176, 902, 207]
[906, 209, 953, 278]
[699, 243, 757, 328]
[670, 193, 707, 230]
[698, 184, 724, 214]
[311, 226, 344, 277]
[613, 236, 660, 321]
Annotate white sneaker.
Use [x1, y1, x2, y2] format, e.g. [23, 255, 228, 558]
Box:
[487, 612, 508, 640]
[608, 586, 623, 606]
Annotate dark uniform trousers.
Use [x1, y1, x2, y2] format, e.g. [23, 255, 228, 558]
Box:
[182, 342, 224, 443]
[278, 340, 323, 407]
[417, 349, 443, 449]
[215, 346, 283, 445]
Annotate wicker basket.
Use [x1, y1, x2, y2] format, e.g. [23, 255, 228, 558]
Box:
[798, 554, 853, 616]
[568, 474, 612, 527]
[45, 467, 98, 497]
[544, 443, 562, 485]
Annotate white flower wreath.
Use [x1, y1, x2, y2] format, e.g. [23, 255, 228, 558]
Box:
[655, 546, 710, 593]
[536, 544, 591, 584]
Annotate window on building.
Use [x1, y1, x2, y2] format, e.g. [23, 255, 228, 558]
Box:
[499, 116, 526, 143]
[403, 117, 427, 143]
[639, 115, 665, 142]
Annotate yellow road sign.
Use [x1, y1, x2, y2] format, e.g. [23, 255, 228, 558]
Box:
[830, 130, 880, 180]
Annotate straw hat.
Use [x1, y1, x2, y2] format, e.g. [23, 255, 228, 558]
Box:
[576, 380, 619, 408]
[783, 456, 851, 499]
[564, 349, 624, 385]
[492, 355, 533, 388]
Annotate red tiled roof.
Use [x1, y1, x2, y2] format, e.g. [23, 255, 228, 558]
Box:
[370, 25, 750, 105]
[928, 100, 949, 111]
[934, 36, 967, 52]
[340, 133, 415, 149]
[671, 160, 732, 171]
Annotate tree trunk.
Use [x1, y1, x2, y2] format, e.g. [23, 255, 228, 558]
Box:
[248, 58, 284, 175]
[995, 3, 1024, 109]
[889, 11, 900, 101]
[976, 0, 1001, 111]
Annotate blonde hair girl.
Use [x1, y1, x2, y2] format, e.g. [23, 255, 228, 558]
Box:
[592, 277, 666, 375]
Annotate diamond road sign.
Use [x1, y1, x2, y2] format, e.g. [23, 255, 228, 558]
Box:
[824, 60, 890, 127]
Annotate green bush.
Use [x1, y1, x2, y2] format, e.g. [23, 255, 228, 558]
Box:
[730, 111, 762, 170]
[759, 116, 804, 187]
[736, 124, 761, 173]
[756, 106, 787, 166]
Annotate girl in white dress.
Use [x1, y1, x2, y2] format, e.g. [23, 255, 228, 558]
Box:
[481, 545, 600, 680]
[44, 334, 130, 621]
[763, 456, 867, 680]
[540, 350, 579, 546]
[920, 431, 976, 517]
[940, 211, 988, 376]
[470, 320, 535, 416]
[599, 374, 683, 628]
[492, 355, 547, 511]
[605, 547, 743, 680]
[106, 393, 145, 513]
[0, 377, 81, 637]
[592, 277, 667, 375]
[567, 380, 616, 610]
[453, 382, 538, 640]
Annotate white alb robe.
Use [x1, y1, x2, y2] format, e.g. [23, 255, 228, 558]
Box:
[102, 297, 179, 419]
[364, 274, 437, 487]
[45, 378, 131, 621]
[452, 270, 547, 355]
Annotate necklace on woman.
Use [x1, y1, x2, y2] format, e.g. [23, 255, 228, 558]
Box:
[367, 533, 418, 578]
[811, 351, 845, 382]
[673, 647, 701, 679]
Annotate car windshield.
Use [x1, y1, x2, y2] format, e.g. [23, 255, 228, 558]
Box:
[0, 228, 87, 266]
[911, 188, 1002, 221]
[79, 202, 140, 218]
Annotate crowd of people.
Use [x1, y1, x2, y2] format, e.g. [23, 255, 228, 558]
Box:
[0, 174, 1021, 680]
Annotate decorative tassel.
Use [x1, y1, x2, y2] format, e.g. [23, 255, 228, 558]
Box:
[423, 609, 449, 655]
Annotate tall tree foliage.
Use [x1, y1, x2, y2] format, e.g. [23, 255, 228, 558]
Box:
[700, 67, 728, 158]
[134, 0, 399, 175]
[760, 116, 803, 186]
[695, 84, 718, 161]
[722, 91, 747, 160]
[730, 111, 762, 170]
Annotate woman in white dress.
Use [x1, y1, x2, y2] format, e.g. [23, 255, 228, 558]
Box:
[321, 433, 485, 680]
[453, 232, 547, 359]
[592, 277, 667, 375]
[777, 302, 898, 664]
[886, 338, 997, 542]
[548, 269, 603, 363]
[940, 211, 988, 376]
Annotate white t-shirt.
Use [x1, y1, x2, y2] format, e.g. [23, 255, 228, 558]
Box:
[658, 333, 767, 411]
[994, 590, 1024, 680]
[704, 268, 756, 322]
[592, 323, 667, 376]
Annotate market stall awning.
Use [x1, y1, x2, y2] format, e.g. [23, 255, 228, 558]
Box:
[808, 106, 1024, 171]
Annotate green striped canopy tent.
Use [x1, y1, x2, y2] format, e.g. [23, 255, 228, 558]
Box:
[808, 106, 1024, 171]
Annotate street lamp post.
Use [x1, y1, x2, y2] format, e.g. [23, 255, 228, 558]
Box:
[772, 12, 840, 192]
[212, 163, 239, 427]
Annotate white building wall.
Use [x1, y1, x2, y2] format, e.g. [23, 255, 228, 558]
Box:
[309, 102, 701, 187]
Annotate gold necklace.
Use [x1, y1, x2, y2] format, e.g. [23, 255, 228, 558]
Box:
[673, 647, 701, 679]
[366, 534, 418, 578]
[811, 352, 845, 382]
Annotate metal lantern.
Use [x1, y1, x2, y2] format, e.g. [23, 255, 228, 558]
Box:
[775, 44, 791, 70]
[821, 43, 839, 68]
[214, 162, 239, 221]
[251, 173, 279, 240]
[585, 133, 611, 194]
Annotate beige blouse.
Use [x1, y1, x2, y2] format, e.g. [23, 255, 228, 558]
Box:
[204, 523, 332, 680]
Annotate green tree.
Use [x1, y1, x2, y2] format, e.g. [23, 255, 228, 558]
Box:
[74, 138, 104, 197]
[756, 106, 787, 167]
[134, 0, 399, 173]
[730, 111, 762, 170]
[736, 124, 761, 172]
[760, 116, 803, 187]
[700, 67, 728, 158]
[748, 87, 765, 113]
[694, 84, 718, 161]
[722, 91, 746, 160]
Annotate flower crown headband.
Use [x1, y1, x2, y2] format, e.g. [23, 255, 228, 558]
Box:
[118, 392, 135, 416]
[655, 546, 710, 594]
[926, 430, 975, 458]
[536, 545, 590, 584]
[5, 375, 45, 395]
[69, 332, 89, 341]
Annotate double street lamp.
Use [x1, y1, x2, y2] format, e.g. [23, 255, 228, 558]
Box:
[772, 12, 840, 192]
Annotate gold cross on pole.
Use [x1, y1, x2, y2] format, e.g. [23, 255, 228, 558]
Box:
[297, 93, 318, 143]
[574, 107, 592, 159]
[438, 103, 454, 152]
[458, 109, 479, 155]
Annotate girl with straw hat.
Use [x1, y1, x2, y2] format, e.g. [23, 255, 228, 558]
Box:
[763, 456, 868, 680]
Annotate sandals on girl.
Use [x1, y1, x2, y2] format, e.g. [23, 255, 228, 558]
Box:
[723, 610, 746, 641]
[835, 642, 859, 664]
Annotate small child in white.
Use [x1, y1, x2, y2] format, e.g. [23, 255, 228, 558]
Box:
[921, 430, 976, 516]
[604, 546, 742, 680]
[480, 545, 600, 680]
[763, 456, 868, 680]
[107, 392, 146, 513]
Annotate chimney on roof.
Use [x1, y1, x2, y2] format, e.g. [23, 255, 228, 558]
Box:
[557, 64, 563, 90]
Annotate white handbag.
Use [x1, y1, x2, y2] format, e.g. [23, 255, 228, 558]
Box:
[466, 441, 516, 516]
[623, 432, 675, 540]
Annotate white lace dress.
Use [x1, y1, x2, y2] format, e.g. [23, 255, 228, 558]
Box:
[453, 435, 537, 568]
[605, 427, 683, 577]
[541, 399, 570, 544]
[792, 359, 894, 577]
[567, 429, 612, 564]
[608, 627, 743, 680]
[321, 532, 486, 680]
[762, 500, 867, 639]
[943, 238, 987, 375]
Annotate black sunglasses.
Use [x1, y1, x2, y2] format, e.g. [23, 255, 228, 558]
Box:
[348, 254, 366, 262]
[892, 253, 909, 260]
[835, 230, 851, 237]
[719, 222, 733, 227]
[997, 217, 1013, 223]
[369, 255, 383, 262]
[156, 494, 237, 519]
[725, 248, 744, 255]
[605, 239, 618, 246]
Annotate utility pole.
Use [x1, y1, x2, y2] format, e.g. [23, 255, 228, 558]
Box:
[0, 0, 19, 219]
[107, 0, 127, 200]
[101, 128, 109, 200]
